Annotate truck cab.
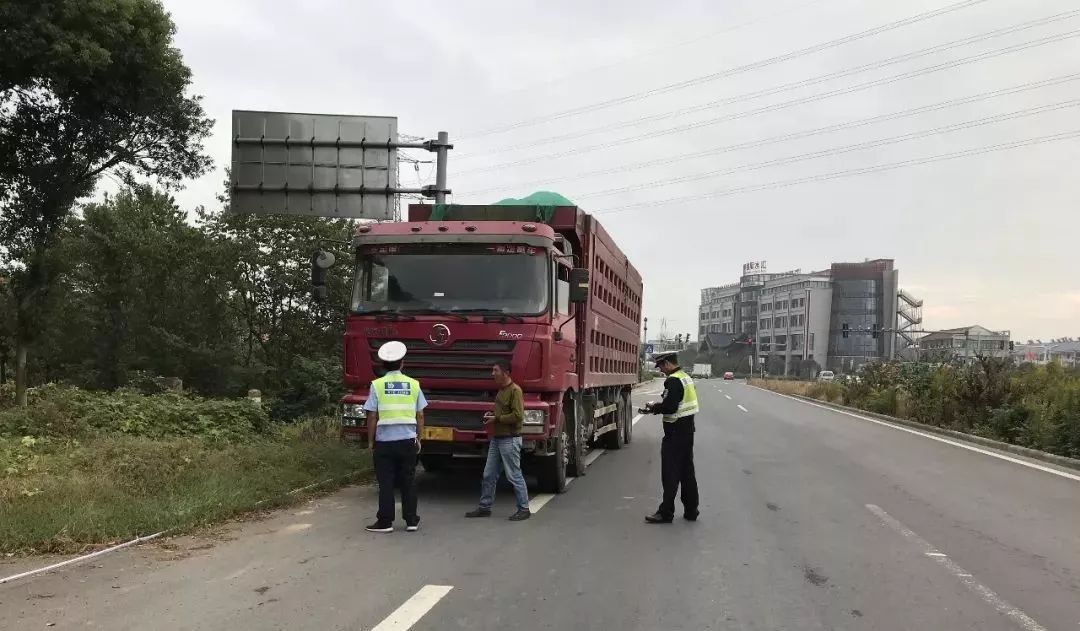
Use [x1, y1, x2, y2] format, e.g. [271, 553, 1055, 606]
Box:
[332, 204, 640, 493]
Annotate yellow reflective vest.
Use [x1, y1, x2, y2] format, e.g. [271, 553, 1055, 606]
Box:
[662, 369, 699, 423]
[372, 372, 420, 426]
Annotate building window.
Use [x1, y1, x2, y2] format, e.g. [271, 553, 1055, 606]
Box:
[760, 318, 770, 330]
[792, 334, 804, 351]
[809, 332, 815, 349]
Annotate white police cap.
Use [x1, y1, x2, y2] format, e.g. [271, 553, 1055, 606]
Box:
[377, 340, 407, 362]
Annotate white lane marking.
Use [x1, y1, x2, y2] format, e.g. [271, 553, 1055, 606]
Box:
[760, 389, 1080, 483]
[737, 404, 748, 413]
[631, 413, 644, 426]
[528, 450, 604, 513]
[528, 493, 556, 512]
[372, 584, 454, 631]
[724, 394, 732, 400]
[865, 504, 1047, 631]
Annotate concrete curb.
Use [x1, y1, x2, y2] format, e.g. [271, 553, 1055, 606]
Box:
[755, 386, 1080, 472]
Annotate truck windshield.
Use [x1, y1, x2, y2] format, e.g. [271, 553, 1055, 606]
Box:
[352, 245, 549, 315]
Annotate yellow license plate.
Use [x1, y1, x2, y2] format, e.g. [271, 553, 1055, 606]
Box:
[423, 427, 454, 441]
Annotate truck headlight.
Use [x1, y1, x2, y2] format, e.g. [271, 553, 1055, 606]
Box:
[342, 403, 366, 427]
[523, 409, 547, 425]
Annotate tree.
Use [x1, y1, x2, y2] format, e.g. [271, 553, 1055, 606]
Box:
[0, 0, 213, 405]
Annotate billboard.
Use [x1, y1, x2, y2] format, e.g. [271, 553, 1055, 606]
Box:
[230, 110, 398, 219]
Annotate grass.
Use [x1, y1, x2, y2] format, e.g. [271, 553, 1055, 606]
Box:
[0, 417, 371, 554]
[750, 378, 845, 403]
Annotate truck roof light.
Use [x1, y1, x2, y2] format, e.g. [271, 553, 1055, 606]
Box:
[465, 225, 477, 232]
[357, 225, 371, 233]
[522, 223, 537, 232]
[438, 225, 449, 232]
[410, 226, 422, 232]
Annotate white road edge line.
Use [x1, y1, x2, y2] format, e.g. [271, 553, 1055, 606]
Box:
[865, 504, 1047, 631]
[724, 394, 732, 400]
[760, 389, 1080, 483]
[631, 413, 644, 426]
[372, 584, 454, 631]
[737, 404, 748, 412]
[0, 531, 165, 586]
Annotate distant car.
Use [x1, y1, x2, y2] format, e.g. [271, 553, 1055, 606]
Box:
[818, 370, 836, 382]
[723, 371, 735, 380]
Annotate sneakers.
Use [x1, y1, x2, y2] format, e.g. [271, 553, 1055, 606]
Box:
[644, 512, 673, 524]
[465, 508, 492, 518]
[508, 509, 531, 522]
[405, 520, 420, 532]
[365, 520, 394, 533]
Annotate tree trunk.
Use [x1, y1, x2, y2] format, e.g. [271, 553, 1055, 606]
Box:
[15, 338, 28, 407]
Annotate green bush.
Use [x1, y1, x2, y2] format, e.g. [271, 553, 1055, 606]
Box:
[756, 360, 1080, 459]
[0, 385, 269, 442]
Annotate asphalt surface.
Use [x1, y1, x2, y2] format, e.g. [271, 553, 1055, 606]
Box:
[2, 379, 1078, 630]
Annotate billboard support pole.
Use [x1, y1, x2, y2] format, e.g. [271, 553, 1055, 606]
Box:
[433, 131, 450, 205]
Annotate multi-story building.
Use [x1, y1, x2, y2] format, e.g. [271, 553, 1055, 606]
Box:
[699, 259, 922, 375]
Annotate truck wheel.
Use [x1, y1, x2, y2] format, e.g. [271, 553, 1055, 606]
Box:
[537, 429, 568, 493]
[566, 395, 587, 478]
[601, 397, 625, 450]
[622, 391, 633, 445]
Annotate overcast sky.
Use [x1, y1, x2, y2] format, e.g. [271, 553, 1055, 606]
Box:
[161, 0, 1080, 342]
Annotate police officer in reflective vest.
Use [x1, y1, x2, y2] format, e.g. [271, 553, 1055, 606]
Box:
[640, 351, 700, 524]
[363, 341, 428, 533]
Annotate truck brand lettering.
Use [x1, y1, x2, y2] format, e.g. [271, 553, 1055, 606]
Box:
[364, 326, 398, 337]
[499, 330, 524, 339]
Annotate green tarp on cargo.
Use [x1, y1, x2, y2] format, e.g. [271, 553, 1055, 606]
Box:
[431, 191, 575, 222]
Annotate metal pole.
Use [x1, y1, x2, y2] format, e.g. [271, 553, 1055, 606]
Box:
[434, 131, 449, 205]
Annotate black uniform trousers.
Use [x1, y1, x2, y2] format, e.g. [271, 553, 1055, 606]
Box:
[373, 438, 419, 523]
[658, 416, 699, 518]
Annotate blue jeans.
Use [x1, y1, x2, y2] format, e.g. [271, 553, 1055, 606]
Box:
[480, 436, 530, 511]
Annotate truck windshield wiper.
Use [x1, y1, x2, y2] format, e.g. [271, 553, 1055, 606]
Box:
[413, 308, 469, 322]
[451, 309, 526, 323]
[371, 310, 417, 321]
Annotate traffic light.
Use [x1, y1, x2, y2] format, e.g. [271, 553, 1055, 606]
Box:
[842, 323, 849, 339]
[1009, 341, 1015, 351]
[872, 325, 880, 339]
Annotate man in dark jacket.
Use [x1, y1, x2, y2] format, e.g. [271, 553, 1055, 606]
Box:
[466, 359, 531, 521]
[640, 351, 700, 524]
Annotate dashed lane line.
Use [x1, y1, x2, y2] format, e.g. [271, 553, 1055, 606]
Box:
[371, 584, 454, 631]
[737, 404, 748, 412]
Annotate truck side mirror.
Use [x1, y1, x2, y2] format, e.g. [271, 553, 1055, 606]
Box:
[310, 249, 336, 302]
[569, 267, 589, 303]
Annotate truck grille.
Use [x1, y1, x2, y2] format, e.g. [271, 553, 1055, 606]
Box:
[424, 409, 486, 431]
[368, 339, 516, 380]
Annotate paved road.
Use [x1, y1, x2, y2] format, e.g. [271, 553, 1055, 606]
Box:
[2, 380, 1078, 630]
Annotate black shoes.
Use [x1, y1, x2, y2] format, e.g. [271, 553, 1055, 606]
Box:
[366, 520, 394, 533]
[508, 510, 531, 522]
[684, 512, 699, 521]
[406, 520, 420, 532]
[645, 512, 673, 524]
[465, 508, 492, 518]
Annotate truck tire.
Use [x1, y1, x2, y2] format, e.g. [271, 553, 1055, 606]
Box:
[566, 394, 588, 478]
[622, 391, 633, 445]
[536, 429, 568, 493]
[601, 396, 625, 450]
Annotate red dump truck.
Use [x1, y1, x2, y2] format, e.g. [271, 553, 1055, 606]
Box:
[335, 203, 643, 492]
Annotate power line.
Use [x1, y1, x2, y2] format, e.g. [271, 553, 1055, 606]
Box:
[461, 72, 1080, 197]
[459, 0, 990, 139]
[456, 28, 1080, 176]
[467, 9, 1080, 157]
[454, 0, 832, 109]
[591, 128, 1080, 215]
[575, 98, 1080, 199]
